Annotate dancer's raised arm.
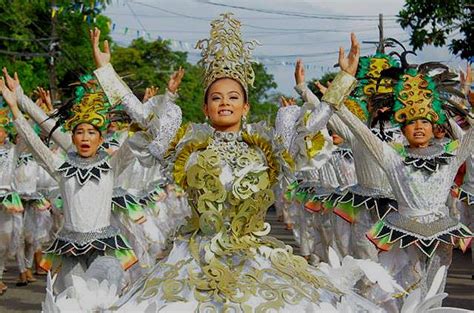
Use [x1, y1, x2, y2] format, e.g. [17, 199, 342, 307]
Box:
[0, 77, 61, 179]
[2, 68, 72, 151]
[90, 27, 183, 154]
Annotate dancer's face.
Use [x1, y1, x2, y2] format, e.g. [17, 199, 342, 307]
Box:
[402, 118, 433, 148]
[331, 133, 344, 145]
[433, 124, 446, 139]
[203, 78, 249, 132]
[107, 121, 119, 133]
[0, 127, 7, 144]
[72, 123, 103, 157]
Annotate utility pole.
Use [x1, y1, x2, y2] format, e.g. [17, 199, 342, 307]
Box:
[378, 13, 384, 53]
[362, 13, 385, 52]
[49, 0, 59, 106]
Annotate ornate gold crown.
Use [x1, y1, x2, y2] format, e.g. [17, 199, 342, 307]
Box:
[393, 69, 442, 124]
[195, 13, 258, 94]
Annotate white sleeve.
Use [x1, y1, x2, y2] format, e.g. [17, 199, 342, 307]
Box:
[13, 116, 62, 180]
[16, 86, 72, 151]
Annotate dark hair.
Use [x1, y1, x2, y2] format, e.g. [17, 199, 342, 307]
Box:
[72, 123, 102, 136]
[204, 78, 248, 105]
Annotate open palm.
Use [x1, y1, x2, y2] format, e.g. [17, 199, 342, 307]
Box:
[0, 78, 17, 109]
[90, 27, 111, 68]
[338, 33, 360, 76]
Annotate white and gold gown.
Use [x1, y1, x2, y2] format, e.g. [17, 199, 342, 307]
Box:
[93, 64, 395, 312]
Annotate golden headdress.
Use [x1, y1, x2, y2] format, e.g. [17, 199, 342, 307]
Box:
[379, 61, 462, 126]
[195, 13, 258, 94]
[63, 91, 111, 131]
[49, 74, 112, 134]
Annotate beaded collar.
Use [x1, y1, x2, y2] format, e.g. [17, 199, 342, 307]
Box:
[213, 130, 242, 142]
[403, 144, 454, 174]
[57, 150, 111, 185]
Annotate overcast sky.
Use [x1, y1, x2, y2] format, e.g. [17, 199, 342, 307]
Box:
[104, 0, 465, 96]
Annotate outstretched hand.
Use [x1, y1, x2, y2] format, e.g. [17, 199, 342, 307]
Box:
[167, 67, 185, 94]
[2, 67, 19, 92]
[89, 27, 111, 68]
[294, 59, 305, 85]
[314, 81, 329, 95]
[280, 96, 296, 107]
[0, 77, 20, 116]
[143, 86, 159, 102]
[35, 87, 53, 112]
[338, 33, 360, 77]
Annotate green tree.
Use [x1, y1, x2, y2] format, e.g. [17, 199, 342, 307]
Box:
[113, 42, 278, 123]
[0, 1, 279, 124]
[247, 63, 278, 124]
[398, 0, 473, 59]
[0, 0, 111, 95]
[308, 72, 337, 99]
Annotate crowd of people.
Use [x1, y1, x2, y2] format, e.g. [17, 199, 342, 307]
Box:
[0, 12, 472, 312]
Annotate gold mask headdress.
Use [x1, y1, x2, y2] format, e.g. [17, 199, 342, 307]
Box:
[63, 91, 111, 132]
[195, 13, 259, 94]
[59, 74, 112, 132]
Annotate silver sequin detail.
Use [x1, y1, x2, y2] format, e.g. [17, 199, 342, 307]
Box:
[57, 225, 120, 245]
[406, 144, 447, 160]
[385, 212, 460, 239]
[275, 105, 300, 149]
[66, 150, 109, 169]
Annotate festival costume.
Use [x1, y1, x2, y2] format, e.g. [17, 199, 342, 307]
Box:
[448, 116, 474, 264]
[327, 68, 473, 309]
[89, 13, 396, 312]
[294, 80, 401, 263]
[12, 86, 139, 293]
[0, 104, 24, 286]
[13, 133, 53, 279]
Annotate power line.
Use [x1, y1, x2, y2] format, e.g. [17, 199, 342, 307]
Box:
[106, 11, 401, 21]
[196, 1, 399, 21]
[126, 1, 148, 35]
[0, 50, 50, 57]
[0, 36, 54, 42]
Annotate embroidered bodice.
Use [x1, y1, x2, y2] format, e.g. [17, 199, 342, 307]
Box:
[58, 151, 114, 232]
[169, 126, 285, 245]
[14, 116, 135, 233]
[335, 105, 474, 223]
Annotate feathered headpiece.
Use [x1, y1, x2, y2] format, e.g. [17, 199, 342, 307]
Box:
[347, 38, 405, 124]
[107, 105, 131, 131]
[49, 74, 112, 136]
[379, 59, 461, 125]
[195, 13, 258, 94]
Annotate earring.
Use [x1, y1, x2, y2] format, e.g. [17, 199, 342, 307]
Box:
[205, 115, 209, 123]
[242, 115, 247, 129]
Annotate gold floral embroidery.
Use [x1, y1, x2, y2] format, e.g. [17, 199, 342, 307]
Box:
[165, 123, 190, 158]
[173, 138, 211, 188]
[241, 131, 279, 185]
[304, 131, 325, 159]
[148, 128, 337, 310]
